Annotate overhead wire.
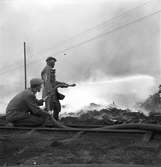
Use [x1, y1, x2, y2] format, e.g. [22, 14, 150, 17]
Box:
[0, 0, 153, 74]
[35, 0, 153, 55]
[0, 44, 32, 75]
[0, 0, 159, 76]
[22, 6, 161, 66]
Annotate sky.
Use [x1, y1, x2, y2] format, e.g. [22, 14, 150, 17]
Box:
[0, 0, 160, 114]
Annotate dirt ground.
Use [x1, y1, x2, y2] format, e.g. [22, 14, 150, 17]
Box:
[1, 129, 161, 166]
[1, 107, 161, 166]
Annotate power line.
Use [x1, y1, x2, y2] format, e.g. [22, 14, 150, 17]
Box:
[0, 0, 152, 73]
[19, 2, 161, 65]
[0, 43, 32, 75]
[26, 7, 161, 65]
[0, 8, 160, 76]
[36, 0, 153, 54]
[0, 2, 160, 76]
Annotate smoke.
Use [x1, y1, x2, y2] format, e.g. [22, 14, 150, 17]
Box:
[60, 74, 156, 115]
[0, 0, 160, 116]
[57, 11, 160, 83]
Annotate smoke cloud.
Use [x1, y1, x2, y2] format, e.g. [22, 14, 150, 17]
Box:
[0, 0, 160, 115]
[60, 74, 156, 115]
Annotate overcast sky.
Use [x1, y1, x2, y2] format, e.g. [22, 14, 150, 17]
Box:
[0, 0, 160, 114]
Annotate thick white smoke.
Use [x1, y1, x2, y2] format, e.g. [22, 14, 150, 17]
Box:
[0, 74, 156, 116]
[60, 74, 156, 115]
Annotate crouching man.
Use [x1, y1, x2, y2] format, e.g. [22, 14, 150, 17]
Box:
[6, 78, 49, 127]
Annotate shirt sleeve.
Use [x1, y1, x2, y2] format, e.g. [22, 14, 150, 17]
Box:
[25, 94, 44, 114]
[56, 81, 68, 88]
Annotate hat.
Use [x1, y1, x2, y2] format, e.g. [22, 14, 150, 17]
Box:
[46, 57, 57, 62]
[30, 78, 43, 86]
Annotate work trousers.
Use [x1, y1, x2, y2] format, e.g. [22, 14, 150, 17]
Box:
[45, 99, 61, 120]
[12, 114, 47, 127]
[52, 101, 61, 120]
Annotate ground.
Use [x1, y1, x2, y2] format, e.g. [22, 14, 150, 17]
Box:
[1, 129, 161, 166]
[1, 106, 161, 166]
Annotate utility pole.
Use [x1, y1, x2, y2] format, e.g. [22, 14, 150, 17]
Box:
[24, 42, 27, 89]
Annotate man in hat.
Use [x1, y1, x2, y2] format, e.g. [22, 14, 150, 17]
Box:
[6, 78, 49, 127]
[41, 57, 75, 120]
[41, 56, 58, 102]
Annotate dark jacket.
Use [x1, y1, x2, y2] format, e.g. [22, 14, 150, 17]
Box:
[6, 89, 45, 122]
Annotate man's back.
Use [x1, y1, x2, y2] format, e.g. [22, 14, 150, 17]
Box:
[6, 89, 37, 122]
[6, 89, 33, 112]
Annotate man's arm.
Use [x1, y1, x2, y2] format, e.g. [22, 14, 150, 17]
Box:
[25, 94, 48, 117]
[56, 81, 76, 88]
[36, 99, 44, 106]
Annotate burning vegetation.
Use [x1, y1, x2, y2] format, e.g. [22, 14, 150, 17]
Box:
[60, 85, 161, 126]
[61, 98, 161, 126]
